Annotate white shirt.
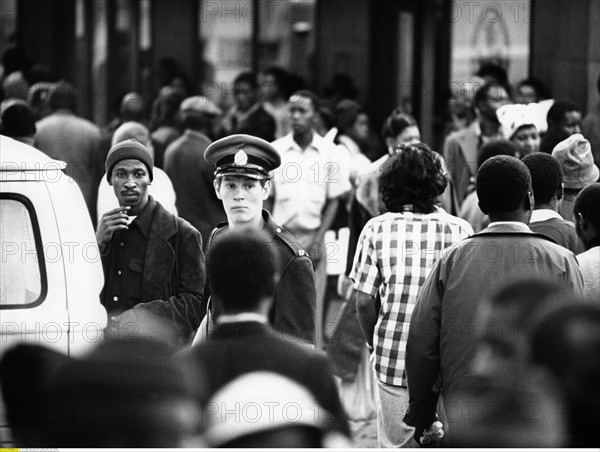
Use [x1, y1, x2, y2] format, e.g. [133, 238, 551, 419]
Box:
[271, 132, 351, 231]
[530, 209, 564, 223]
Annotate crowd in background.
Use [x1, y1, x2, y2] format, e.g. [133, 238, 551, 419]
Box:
[1, 43, 600, 448]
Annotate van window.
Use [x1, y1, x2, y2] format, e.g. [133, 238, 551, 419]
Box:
[0, 195, 47, 308]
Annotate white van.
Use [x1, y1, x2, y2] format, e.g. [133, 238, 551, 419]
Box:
[0, 135, 107, 444]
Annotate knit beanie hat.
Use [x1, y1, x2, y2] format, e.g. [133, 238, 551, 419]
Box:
[105, 138, 154, 182]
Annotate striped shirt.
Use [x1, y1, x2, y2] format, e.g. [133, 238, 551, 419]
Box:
[350, 207, 473, 386]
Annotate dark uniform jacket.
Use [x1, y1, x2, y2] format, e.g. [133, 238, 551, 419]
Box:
[101, 196, 205, 343]
[201, 209, 316, 343]
[183, 321, 349, 434]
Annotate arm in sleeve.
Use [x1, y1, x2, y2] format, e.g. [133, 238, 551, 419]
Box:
[403, 258, 444, 436]
[125, 229, 206, 346]
[273, 255, 317, 343]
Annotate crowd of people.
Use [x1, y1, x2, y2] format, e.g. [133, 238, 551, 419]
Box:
[1, 49, 600, 447]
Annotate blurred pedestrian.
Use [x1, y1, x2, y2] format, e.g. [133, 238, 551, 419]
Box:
[552, 133, 600, 220]
[581, 74, 600, 165]
[539, 100, 582, 154]
[443, 82, 511, 213]
[1, 100, 36, 145]
[532, 304, 600, 447]
[523, 152, 584, 253]
[34, 81, 103, 225]
[573, 183, 600, 302]
[149, 86, 185, 168]
[271, 90, 351, 347]
[163, 96, 225, 247]
[218, 71, 276, 142]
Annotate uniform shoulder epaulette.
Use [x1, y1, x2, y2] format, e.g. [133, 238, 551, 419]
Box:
[273, 224, 309, 258]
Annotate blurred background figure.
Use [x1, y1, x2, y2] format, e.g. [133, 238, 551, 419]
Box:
[163, 96, 225, 247]
[496, 102, 547, 157]
[27, 82, 55, 121]
[102, 91, 147, 155]
[582, 75, 600, 166]
[532, 304, 600, 447]
[0, 99, 36, 145]
[149, 86, 185, 168]
[573, 183, 600, 301]
[334, 99, 372, 186]
[218, 71, 276, 142]
[476, 62, 512, 97]
[96, 121, 178, 220]
[260, 66, 292, 139]
[42, 339, 202, 447]
[444, 96, 476, 136]
[0, 344, 69, 446]
[514, 77, 550, 104]
[539, 100, 582, 154]
[522, 152, 584, 253]
[552, 133, 600, 221]
[203, 371, 351, 448]
[444, 82, 511, 214]
[34, 81, 103, 225]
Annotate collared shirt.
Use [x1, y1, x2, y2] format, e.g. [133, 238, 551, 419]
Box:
[217, 313, 269, 325]
[271, 132, 351, 231]
[102, 201, 154, 314]
[530, 209, 564, 223]
[350, 208, 473, 386]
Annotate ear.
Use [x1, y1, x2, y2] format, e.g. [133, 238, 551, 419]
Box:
[478, 201, 488, 215]
[262, 180, 272, 200]
[213, 179, 222, 200]
[524, 191, 534, 211]
[556, 183, 564, 201]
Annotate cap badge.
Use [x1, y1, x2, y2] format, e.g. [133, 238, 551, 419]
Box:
[234, 150, 248, 166]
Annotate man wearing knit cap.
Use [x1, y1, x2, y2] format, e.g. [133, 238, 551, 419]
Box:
[552, 133, 600, 221]
[97, 138, 205, 346]
[96, 121, 178, 220]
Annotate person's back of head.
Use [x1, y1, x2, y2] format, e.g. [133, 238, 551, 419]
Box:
[476, 155, 532, 217]
[381, 108, 418, 141]
[208, 229, 276, 315]
[378, 142, 448, 214]
[522, 152, 563, 208]
[0, 344, 69, 446]
[0, 101, 36, 144]
[120, 91, 146, 122]
[531, 303, 600, 447]
[547, 100, 580, 128]
[477, 139, 519, 169]
[48, 81, 77, 112]
[573, 182, 600, 249]
[44, 338, 201, 447]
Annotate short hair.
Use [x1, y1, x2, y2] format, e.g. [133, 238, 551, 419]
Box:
[289, 89, 319, 111]
[477, 155, 531, 213]
[522, 153, 563, 205]
[207, 230, 276, 312]
[380, 108, 418, 139]
[48, 81, 77, 111]
[263, 66, 292, 98]
[477, 139, 519, 168]
[474, 82, 505, 108]
[234, 71, 258, 89]
[517, 77, 550, 100]
[547, 100, 580, 126]
[476, 63, 508, 87]
[378, 142, 448, 213]
[574, 183, 600, 230]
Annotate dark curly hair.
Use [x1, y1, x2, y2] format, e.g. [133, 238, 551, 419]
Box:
[378, 143, 448, 213]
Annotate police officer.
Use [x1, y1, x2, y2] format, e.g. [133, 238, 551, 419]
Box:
[196, 134, 316, 344]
